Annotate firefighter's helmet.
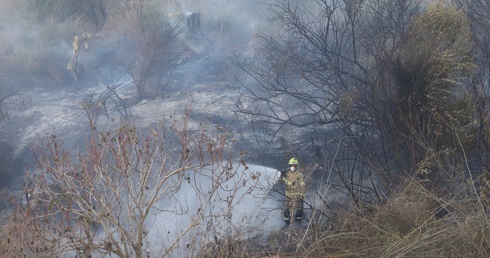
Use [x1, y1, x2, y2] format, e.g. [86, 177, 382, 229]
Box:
[288, 158, 299, 165]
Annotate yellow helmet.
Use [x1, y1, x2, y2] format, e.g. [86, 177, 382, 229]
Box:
[288, 158, 299, 165]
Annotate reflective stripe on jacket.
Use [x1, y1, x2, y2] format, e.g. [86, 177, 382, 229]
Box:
[283, 171, 305, 199]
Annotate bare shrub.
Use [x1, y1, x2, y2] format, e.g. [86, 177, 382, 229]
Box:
[116, 0, 186, 100]
[79, 80, 133, 126]
[0, 72, 31, 122]
[13, 113, 258, 258]
[233, 0, 423, 205]
[235, 0, 481, 207]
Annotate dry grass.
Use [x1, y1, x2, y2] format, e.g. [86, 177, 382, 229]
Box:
[304, 181, 490, 258]
[3, 179, 490, 258]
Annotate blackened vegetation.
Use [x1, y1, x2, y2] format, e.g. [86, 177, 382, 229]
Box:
[0, 141, 21, 191]
[236, 0, 484, 207]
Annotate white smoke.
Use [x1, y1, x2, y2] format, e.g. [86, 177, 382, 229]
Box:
[145, 163, 284, 257]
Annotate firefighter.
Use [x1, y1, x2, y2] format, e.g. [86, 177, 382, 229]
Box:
[281, 157, 306, 226]
[186, 12, 201, 32]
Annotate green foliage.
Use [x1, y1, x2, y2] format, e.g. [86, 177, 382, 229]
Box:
[395, 2, 474, 101]
[389, 2, 476, 175]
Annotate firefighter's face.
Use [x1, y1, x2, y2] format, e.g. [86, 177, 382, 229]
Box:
[290, 164, 298, 172]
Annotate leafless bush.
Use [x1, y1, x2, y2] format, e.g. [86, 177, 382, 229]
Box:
[0, 73, 31, 122]
[13, 113, 260, 258]
[235, 0, 482, 205]
[117, 0, 186, 100]
[79, 79, 133, 126]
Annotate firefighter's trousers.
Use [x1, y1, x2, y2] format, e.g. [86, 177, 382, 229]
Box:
[284, 198, 304, 224]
